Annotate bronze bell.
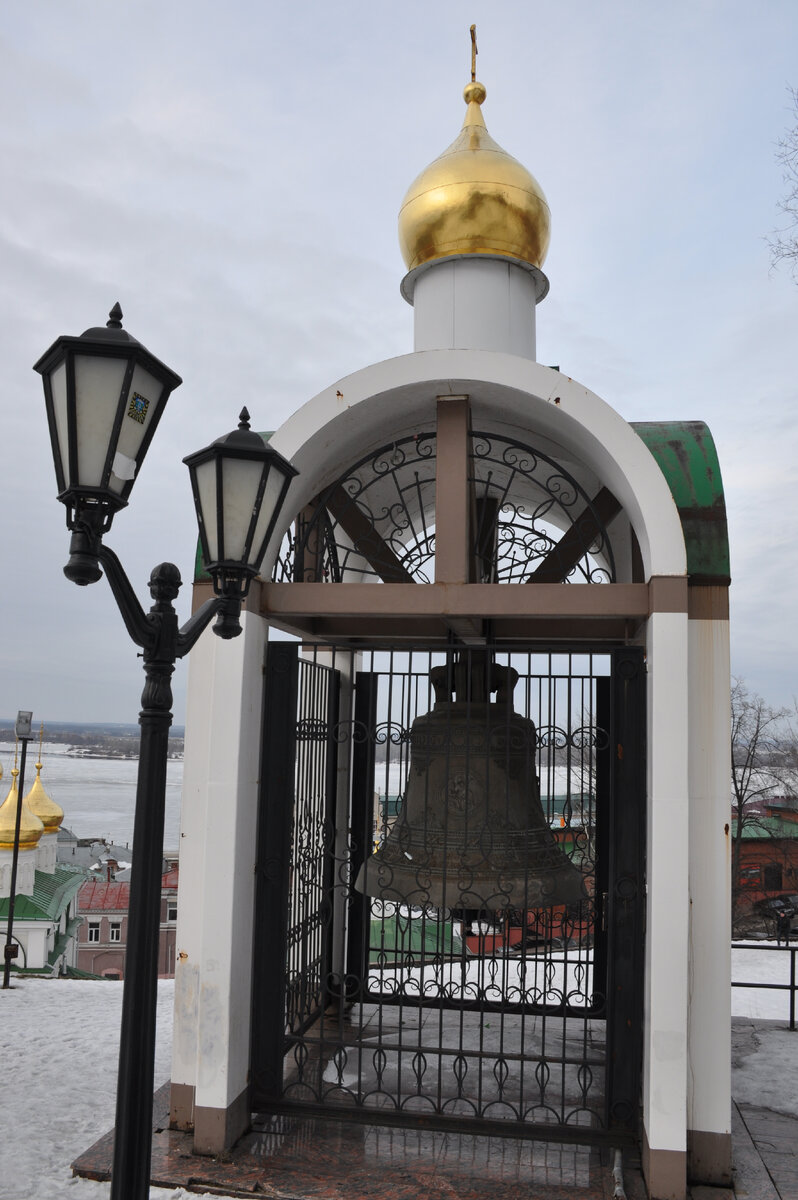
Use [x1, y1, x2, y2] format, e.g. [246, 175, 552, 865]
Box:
[355, 654, 587, 913]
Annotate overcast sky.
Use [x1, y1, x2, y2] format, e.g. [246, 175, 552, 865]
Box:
[1, 1, 797, 726]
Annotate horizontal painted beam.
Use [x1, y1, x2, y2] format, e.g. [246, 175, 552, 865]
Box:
[259, 579, 685, 620]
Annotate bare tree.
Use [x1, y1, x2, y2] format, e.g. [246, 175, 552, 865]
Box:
[730, 678, 798, 929]
[769, 88, 798, 277]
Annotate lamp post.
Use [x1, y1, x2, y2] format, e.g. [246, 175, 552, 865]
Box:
[34, 305, 297, 1200]
[2, 710, 34, 989]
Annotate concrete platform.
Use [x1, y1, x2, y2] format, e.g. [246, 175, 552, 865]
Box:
[71, 1017, 798, 1199]
[73, 1083, 648, 1199]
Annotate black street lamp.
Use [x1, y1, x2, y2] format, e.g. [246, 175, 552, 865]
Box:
[2, 710, 34, 990]
[34, 305, 297, 1200]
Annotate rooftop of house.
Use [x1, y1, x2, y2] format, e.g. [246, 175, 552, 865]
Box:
[0, 864, 87, 922]
[78, 879, 131, 912]
[740, 815, 798, 840]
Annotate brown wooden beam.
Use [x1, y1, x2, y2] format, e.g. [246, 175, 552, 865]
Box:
[526, 487, 622, 583]
[324, 485, 415, 584]
[258, 611, 644, 644]
[435, 396, 471, 583]
[472, 495, 500, 583]
[293, 503, 324, 582]
[260, 581, 653, 620]
[444, 616, 486, 644]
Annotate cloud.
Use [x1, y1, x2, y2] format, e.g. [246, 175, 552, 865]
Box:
[2, 1, 797, 720]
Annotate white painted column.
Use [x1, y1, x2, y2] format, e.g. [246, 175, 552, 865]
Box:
[170, 608, 268, 1153]
[643, 610, 690, 1200]
[687, 611, 732, 1183]
[408, 257, 539, 359]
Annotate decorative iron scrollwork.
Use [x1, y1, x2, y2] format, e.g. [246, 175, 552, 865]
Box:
[273, 431, 616, 584]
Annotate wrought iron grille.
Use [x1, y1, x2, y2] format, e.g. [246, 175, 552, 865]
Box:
[272, 433, 616, 584]
[469, 433, 616, 583]
[285, 656, 338, 1037]
[275, 434, 438, 584]
[253, 644, 644, 1144]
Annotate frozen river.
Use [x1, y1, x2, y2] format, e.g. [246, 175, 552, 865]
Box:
[0, 741, 183, 851]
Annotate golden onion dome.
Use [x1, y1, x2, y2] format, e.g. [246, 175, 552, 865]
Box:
[25, 762, 64, 833]
[398, 78, 551, 273]
[0, 768, 45, 851]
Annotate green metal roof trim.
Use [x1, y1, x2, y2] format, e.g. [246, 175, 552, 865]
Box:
[64, 964, 108, 980]
[740, 816, 798, 840]
[48, 916, 83, 966]
[0, 864, 86, 922]
[631, 421, 730, 583]
[193, 430, 275, 583]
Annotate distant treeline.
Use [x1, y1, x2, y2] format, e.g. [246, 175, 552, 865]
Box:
[0, 721, 184, 758]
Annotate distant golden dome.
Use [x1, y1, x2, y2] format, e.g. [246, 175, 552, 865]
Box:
[398, 80, 551, 273]
[25, 762, 64, 833]
[0, 769, 45, 851]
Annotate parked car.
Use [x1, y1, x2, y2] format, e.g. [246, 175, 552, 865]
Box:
[758, 896, 795, 915]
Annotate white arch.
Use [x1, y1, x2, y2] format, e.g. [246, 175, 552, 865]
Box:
[267, 349, 686, 582]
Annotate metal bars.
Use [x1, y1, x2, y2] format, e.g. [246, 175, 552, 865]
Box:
[251, 643, 644, 1146]
[273, 432, 617, 586]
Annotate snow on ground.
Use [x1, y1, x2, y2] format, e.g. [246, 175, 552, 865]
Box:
[731, 940, 797, 1020]
[1, 978, 234, 1200]
[4, 945, 798, 1200]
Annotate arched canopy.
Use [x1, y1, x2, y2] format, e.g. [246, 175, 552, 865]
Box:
[206, 350, 698, 644]
[265, 349, 687, 584]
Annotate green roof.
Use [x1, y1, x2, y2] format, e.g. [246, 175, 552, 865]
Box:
[631, 421, 730, 583]
[741, 816, 798, 840]
[369, 911, 463, 961]
[64, 965, 108, 980]
[0, 864, 87, 922]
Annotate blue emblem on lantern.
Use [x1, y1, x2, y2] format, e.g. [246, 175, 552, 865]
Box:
[127, 392, 150, 425]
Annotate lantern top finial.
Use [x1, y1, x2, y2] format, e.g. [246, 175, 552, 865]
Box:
[79, 302, 140, 344]
[238, 408, 251, 430]
[107, 302, 123, 330]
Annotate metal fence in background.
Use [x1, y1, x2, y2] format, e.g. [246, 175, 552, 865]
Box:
[732, 942, 798, 1030]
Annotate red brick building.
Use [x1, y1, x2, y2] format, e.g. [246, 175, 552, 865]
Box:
[733, 803, 798, 931]
[77, 861, 179, 978]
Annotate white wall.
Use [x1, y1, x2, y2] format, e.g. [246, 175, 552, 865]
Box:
[687, 616, 732, 1138]
[409, 257, 540, 359]
[172, 611, 268, 1117]
[643, 612, 690, 1163]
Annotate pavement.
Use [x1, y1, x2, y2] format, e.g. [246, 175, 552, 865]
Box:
[71, 1016, 798, 1200]
[728, 1016, 798, 1199]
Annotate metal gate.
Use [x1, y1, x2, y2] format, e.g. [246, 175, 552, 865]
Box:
[252, 642, 645, 1146]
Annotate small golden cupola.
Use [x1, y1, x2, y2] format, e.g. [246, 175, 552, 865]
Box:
[398, 31, 551, 274]
[25, 761, 64, 834]
[0, 768, 45, 851]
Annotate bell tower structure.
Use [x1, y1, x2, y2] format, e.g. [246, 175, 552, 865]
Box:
[172, 37, 732, 1200]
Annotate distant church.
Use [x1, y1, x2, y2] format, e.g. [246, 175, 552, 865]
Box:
[0, 756, 84, 974]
